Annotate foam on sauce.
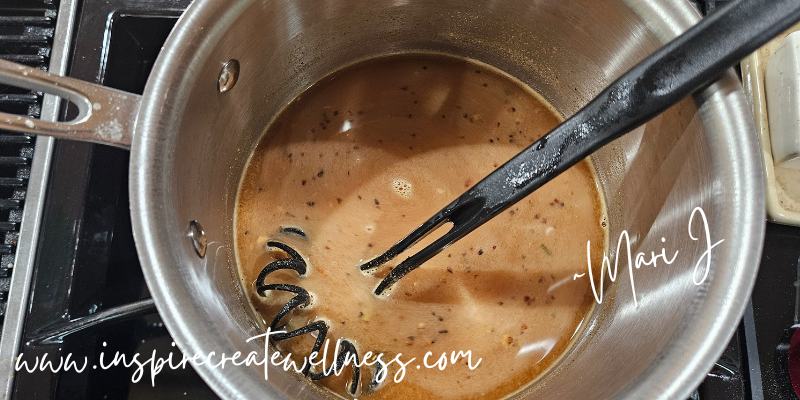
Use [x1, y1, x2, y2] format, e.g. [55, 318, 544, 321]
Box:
[235, 53, 607, 399]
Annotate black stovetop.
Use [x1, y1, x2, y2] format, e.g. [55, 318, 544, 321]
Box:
[4, 0, 799, 399]
[9, 2, 216, 398]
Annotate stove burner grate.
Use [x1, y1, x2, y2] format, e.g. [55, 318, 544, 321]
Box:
[0, 0, 57, 325]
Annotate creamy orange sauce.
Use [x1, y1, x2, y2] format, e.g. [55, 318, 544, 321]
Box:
[235, 53, 606, 399]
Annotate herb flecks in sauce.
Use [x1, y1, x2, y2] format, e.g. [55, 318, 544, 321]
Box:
[235, 54, 606, 400]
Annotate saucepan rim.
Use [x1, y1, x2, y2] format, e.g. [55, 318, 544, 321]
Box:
[129, 0, 765, 399]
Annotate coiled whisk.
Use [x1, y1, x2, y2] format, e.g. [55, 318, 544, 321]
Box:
[256, 240, 362, 396]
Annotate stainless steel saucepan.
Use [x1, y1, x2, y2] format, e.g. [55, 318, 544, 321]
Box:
[0, 0, 766, 399]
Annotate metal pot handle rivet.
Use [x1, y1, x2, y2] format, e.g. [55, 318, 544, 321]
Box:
[188, 220, 207, 258]
[217, 59, 240, 93]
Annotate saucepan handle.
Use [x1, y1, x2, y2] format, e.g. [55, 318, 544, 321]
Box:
[0, 59, 140, 149]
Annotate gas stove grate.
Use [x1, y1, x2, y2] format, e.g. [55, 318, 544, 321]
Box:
[0, 1, 57, 322]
